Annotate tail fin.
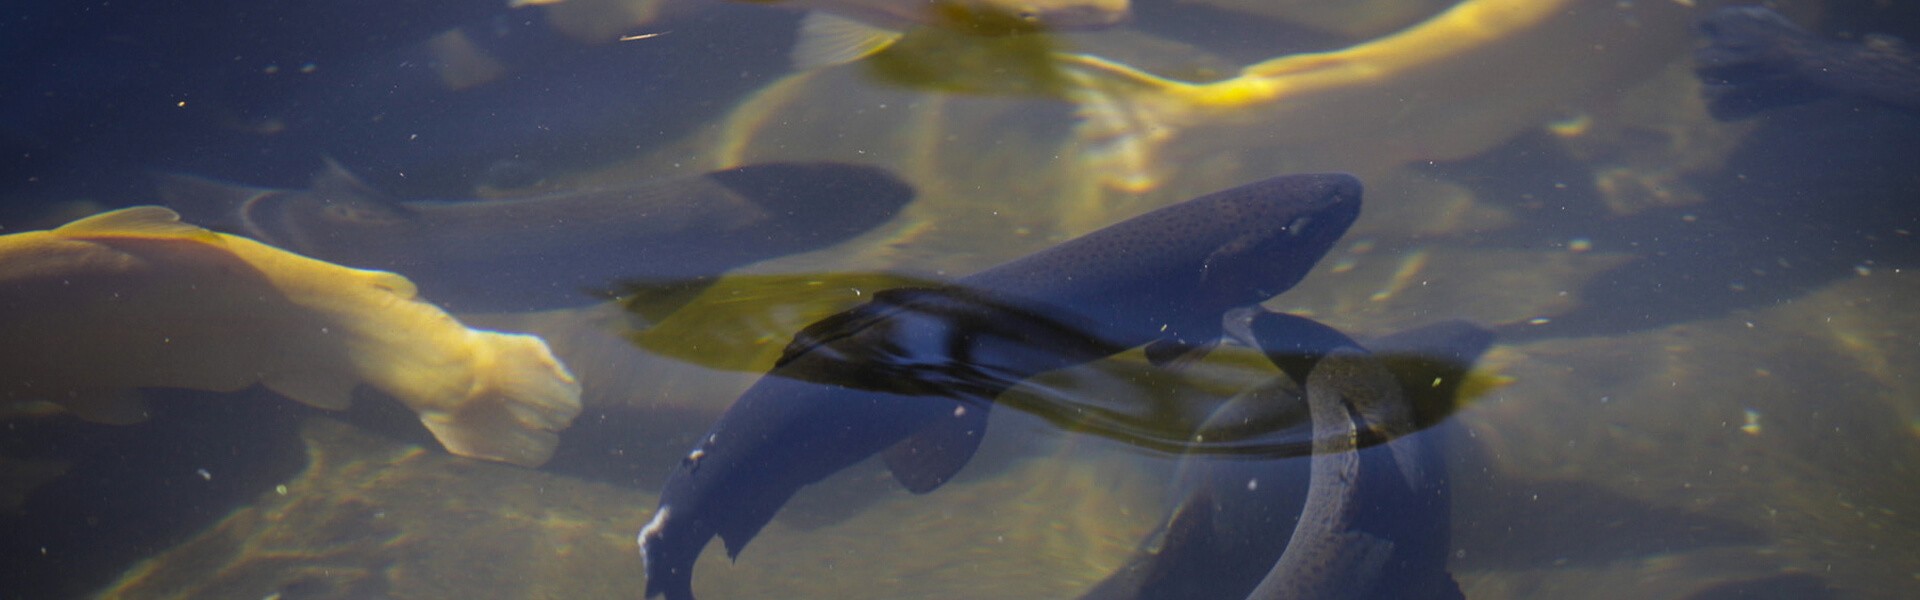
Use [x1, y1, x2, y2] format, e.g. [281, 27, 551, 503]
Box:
[418, 331, 583, 467]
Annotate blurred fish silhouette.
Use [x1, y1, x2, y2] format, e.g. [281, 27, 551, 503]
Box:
[1694, 6, 1920, 120]
[158, 161, 913, 312]
[0, 206, 582, 467]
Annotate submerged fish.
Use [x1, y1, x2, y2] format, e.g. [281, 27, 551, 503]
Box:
[1694, 6, 1920, 120]
[158, 161, 914, 312]
[1084, 312, 1483, 600]
[637, 172, 1363, 600]
[0, 206, 582, 467]
[1047, 0, 1699, 192]
[745, 0, 1127, 69]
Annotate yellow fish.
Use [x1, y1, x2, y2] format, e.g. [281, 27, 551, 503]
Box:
[0, 206, 582, 467]
[744, 0, 1127, 69]
[1055, 0, 1712, 191]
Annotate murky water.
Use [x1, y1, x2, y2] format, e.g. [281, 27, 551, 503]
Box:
[3, 0, 1917, 598]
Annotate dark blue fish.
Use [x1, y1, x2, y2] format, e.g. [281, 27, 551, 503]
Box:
[637, 172, 1363, 600]
[1082, 312, 1487, 600]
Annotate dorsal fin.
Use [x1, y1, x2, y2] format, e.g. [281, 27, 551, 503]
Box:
[881, 400, 990, 494]
[54, 206, 223, 244]
[792, 12, 903, 69]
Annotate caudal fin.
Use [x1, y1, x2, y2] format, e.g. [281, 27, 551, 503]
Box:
[418, 331, 583, 467]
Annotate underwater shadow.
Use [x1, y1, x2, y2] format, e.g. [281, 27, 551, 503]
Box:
[0, 391, 310, 598]
[1451, 474, 1769, 570]
[1433, 103, 1920, 342]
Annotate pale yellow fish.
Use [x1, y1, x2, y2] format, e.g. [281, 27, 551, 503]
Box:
[745, 0, 1129, 69]
[746, 0, 1129, 33]
[1176, 0, 1456, 39]
[1056, 0, 1715, 191]
[515, 0, 1127, 69]
[0, 206, 582, 467]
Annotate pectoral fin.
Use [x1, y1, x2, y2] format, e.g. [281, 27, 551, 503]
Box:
[420, 408, 561, 468]
[881, 401, 990, 493]
[792, 12, 902, 70]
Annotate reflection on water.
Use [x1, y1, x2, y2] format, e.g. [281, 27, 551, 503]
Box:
[3, 0, 1919, 598]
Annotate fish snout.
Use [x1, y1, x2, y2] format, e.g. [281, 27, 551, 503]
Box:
[1298, 172, 1364, 213]
[1279, 172, 1363, 239]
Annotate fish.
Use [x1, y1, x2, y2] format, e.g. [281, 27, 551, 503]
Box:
[1173, 0, 1456, 40]
[518, 0, 1128, 70]
[638, 172, 1363, 600]
[1047, 0, 1702, 191]
[1082, 311, 1486, 600]
[1248, 347, 1435, 599]
[157, 161, 915, 313]
[0, 206, 583, 467]
[745, 0, 1128, 69]
[1694, 6, 1920, 120]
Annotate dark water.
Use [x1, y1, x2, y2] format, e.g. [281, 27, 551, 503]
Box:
[3, 0, 1919, 598]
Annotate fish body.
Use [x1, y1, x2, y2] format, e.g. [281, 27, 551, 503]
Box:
[1244, 313, 1471, 600]
[750, 0, 1127, 69]
[1084, 313, 1483, 600]
[159, 161, 913, 312]
[639, 173, 1362, 600]
[0, 207, 582, 467]
[1695, 7, 1920, 120]
[748, 0, 1125, 31]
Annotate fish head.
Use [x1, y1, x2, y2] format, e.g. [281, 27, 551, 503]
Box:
[297, 158, 416, 227]
[1198, 172, 1362, 305]
[155, 160, 416, 250]
[290, 193, 414, 229]
[235, 160, 419, 250]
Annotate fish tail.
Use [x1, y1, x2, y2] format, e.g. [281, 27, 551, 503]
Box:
[643, 563, 696, 600]
[418, 331, 583, 467]
[641, 513, 704, 600]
